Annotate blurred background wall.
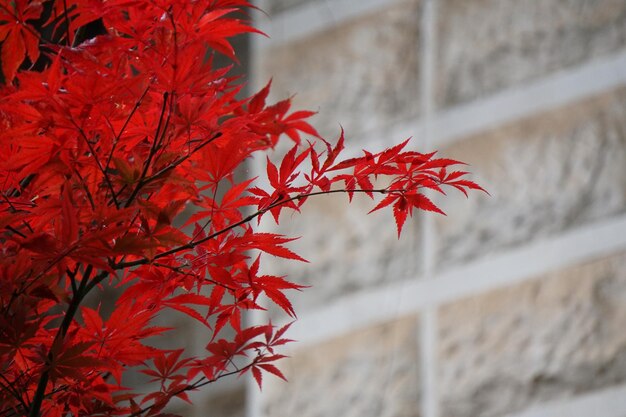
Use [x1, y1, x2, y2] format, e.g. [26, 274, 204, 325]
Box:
[184, 1, 626, 416]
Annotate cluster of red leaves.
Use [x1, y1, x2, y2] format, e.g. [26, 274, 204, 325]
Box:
[0, 1, 484, 416]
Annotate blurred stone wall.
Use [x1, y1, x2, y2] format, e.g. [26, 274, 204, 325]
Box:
[241, 1, 626, 417]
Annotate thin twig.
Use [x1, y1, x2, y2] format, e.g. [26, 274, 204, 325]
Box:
[105, 85, 152, 172]
[126, 361, 257, 417]
[67, 118, 120, 208]
[153, 262, 237, 292]
[115, 187, 396, 270]
[124, 92, 170, 208]
[121, 131, 221, 207]
[61, 0, 72, 45]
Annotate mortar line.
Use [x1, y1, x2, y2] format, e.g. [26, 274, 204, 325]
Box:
[246, 3, 271, 417]
[258, 0, 402, 47]
[418, 1, 439, 417]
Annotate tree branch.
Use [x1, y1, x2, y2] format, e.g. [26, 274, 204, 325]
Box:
[115, 187, 396, 270]
[105, 85, 152, 172]
[67, 118, 120, 209]
[28, 265, 93, 417]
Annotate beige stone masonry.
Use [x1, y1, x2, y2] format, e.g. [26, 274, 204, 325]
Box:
[251, 2, 626, 417]
[437, 0, 626, 107]
[169, 386, 246, 417]
[435, 87, 626, 268]
[264, 315, 421, 417]
[200, 388, 247, 417]
[262, 189, 422, 318]
[259, 0, 421, 139]
[438, 251, 626, 417]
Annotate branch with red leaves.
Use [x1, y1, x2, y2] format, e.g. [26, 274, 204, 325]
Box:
[0, 1, 485, 416]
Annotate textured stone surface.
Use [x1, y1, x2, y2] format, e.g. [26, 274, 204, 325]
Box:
[260, 0, 421, 138]
[199, 387, 246, 417]
[435, 87, 626, 267]
[262, 190, 422, 317]
[264, 316, 421, 417]
[437, 0, 626, 107]
[266, 0, 312, 14]
[167, 386, 245, 417]
[438, 251, 626, 417]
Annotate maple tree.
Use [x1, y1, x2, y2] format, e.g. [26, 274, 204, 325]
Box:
[0, 1, 485, 416]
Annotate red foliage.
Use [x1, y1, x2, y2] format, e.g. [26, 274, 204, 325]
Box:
[0, 1, 485, 416]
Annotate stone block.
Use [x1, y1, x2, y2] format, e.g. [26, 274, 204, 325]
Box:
[166, 386, 245, 417]
[263, 316, 421, 417]
[435, 87, 626, 267]
[437, 0, 626, 107]
[259, 0, 421, 138]
[200, 387, 246, 417]
[261, 190, 423, 317]
[438, 251, 626, 417]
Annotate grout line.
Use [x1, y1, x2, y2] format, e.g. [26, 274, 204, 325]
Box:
[245, 379, 262, 417]
[418, 1, 439, 417]
[256, 0, 399, 48]
[279, 213, 626, 347]
[250, 1, 270, 92]
[420, 309, 438, 417]
[248, 5, 270, 416]
[348, 49, 626, 154]
[502, 384, 626, 417]
[431, 50, 626, 147]
[419, 0, 437, 277]
[245, 310, 265, 417]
